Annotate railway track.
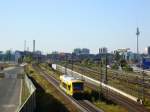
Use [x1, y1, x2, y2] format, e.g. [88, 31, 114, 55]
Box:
[67, 64, 150, 98]
[57, 64, 149, 112]
[78, 100, 102, 112]
[72, 64, 150, 88]
[86, 82, 149, 112]
[32, 64, 103, 112]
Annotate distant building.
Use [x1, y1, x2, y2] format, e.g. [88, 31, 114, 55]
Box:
[15, 51, 25, 63]
[73, 48, 90, 55]
[148, 46, 150, 55]
[99, 47, 107, 54]
[15, 51, 32, 63]
[0, 51, 4, 61]
[51, 51, 59, 54]
[34, 51, 41, 55]
[73, 48, 81, 55]
[121, 52, 135, 62]
[113, 48, 141, 63]
[81, 48, 90, 55]
[142, 57, 150, 69]
[33, 50, 46, 63]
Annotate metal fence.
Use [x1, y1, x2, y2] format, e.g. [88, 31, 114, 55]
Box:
[17, 74, 36, 112]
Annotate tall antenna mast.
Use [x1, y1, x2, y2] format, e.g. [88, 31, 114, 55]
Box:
[136, 27, 140, 55]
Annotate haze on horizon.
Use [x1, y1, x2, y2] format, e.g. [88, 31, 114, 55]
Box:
[0, 0, 150, 54]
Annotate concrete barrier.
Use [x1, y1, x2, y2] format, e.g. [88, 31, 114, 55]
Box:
[16, 74, 36, 112]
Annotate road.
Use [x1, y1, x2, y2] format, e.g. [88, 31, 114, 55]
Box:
[0, 67, 22, 112]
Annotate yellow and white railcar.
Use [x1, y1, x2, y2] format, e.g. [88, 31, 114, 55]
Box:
[59, 75, 84, 96]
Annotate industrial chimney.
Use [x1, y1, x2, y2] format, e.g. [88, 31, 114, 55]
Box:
[33, 40, 35, 52]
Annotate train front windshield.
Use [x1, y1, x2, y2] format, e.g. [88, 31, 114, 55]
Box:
[73, 83, 83, 90]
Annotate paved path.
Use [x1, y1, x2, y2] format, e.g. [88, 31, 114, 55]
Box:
[0, 67, 22, 112]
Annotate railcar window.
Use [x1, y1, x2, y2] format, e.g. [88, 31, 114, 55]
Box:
[73, 83, 83, 90]
[68, 85, 71, 90]
[62, 82, 67, 89]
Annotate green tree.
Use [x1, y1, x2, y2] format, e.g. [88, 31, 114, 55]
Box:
[23, 55, 33, 63]
[120, 59, 127, 68]
[114, 51, 121, 63]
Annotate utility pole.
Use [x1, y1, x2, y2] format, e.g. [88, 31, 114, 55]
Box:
[71, 53, 74, 76]
[99, 48, 102, 100]
[65, 54, 67, 75]
[99, 49, 102, 87]
[141, 54, 145, 104]
[105, 53, 108, 84]
[142, 71, 145, 103]
[71, 53, 74, 71]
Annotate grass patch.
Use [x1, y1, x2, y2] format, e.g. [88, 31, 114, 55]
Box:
[83, 87, 128, 112]
[95, 101, 127, 112]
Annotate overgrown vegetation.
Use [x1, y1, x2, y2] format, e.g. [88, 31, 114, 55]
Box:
[83, 87, 127, 112]
[25, 64, 79, 112]
[23, 55, 33, 63]
[41, 63, 128, 112]
[58, 62, 150, 110]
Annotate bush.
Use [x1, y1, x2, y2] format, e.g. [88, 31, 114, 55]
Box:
[30, 69, 34, 74]
[111, 63, 119, 70]
[123, 65, 133, 72]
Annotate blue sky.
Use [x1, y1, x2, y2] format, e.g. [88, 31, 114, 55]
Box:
[0, 0, 150, 54]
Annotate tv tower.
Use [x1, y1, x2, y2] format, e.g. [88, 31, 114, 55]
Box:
[136, 27, 140, 55]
